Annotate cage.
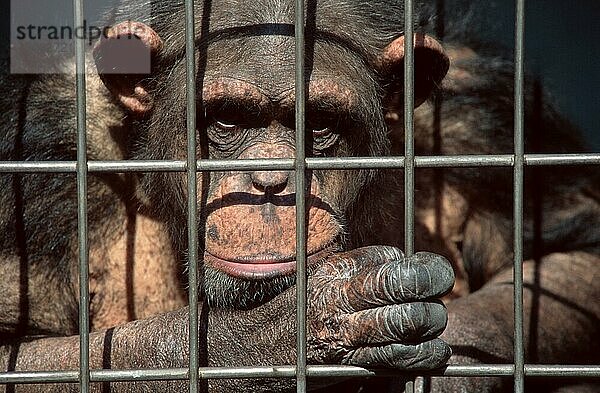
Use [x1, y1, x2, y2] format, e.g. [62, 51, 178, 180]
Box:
[0, 0, 599, 392]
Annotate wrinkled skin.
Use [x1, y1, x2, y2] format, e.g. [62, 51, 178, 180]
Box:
[1, 0, 599, 392]
[0, 244, 452, 392]
[206, 248, 454, 392]
[308, 248, 453, 368]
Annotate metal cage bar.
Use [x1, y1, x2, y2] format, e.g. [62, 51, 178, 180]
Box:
[74, 0, 90, 391]
[184, 0, 201, 392]
[404, 0, 416, 392]
[513, 0, 526, 392]
[294, 0, 308, 391]
[1, 153, 600, 174]
[1, 0, 600, 391]
[403, 0, 415, 258]
[2, 364, 600, 385]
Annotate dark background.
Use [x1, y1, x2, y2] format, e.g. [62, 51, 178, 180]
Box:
[445, 0, 600, 151]
[2, 0, 599, 150]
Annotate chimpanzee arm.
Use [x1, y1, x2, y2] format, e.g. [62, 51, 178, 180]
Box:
[0, 307, 198, 392]
[427, 249, 600, 393]
[1, 304, 291, 392]
[1, 247, 454, 393]
[425, 173, 600, 392]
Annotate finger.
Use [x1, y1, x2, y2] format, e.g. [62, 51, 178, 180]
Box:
[343, 338, 451, 370]
[315, 245, 404, 278]
[341, 302, 447, 346]
[342, 251, 455, 310]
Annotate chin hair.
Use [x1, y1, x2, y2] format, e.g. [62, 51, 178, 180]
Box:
[203, 266, 296, 309]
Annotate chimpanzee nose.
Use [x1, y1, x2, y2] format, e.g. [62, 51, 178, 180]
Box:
[251, 171, 290, 195]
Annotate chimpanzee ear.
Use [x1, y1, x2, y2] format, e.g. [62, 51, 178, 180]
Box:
[93, 21, 163, 116]
[378, 33, 449, 108]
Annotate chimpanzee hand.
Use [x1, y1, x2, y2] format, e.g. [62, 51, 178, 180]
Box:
[307, 246, 454, 370]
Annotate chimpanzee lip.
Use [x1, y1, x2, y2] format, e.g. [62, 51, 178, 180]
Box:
[204, 244, 338, 280]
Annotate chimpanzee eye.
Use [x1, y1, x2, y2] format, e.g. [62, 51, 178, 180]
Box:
[312, 126, 332, 137]
[206, 114, 247, 148]
[306, 107, 344, 138]
[205, 102, 249, 134]
[214, 119, 239, 131]
[310, 126, 340, 154]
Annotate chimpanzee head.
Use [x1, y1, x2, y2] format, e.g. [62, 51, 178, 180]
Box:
[93, 0, 448, 309]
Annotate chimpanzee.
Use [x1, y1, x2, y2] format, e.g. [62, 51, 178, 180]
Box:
[0, 0, 598, 392]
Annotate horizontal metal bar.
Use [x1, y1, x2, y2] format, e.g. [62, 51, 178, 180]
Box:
[90, 161, 187, 172]
[1, 153, 599, 174]
[0, 371, 80, 384]
[2, 365, 600, 384]
[0, 160, 294, 173]
[416, 155, 511, 168]
[0, 162, 77, 173]
[524, 153, 600, 166]
[524, 365, 600, 378]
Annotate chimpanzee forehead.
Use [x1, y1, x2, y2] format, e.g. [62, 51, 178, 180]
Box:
[199, 32, 377, 100]
[149, 0, 414, 63]
[186, 0, 407, 44]
[198, 23, 371, 64]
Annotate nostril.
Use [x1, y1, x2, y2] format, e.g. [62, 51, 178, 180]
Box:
[251, 171, 289, 194]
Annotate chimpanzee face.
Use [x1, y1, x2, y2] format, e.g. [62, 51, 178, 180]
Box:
[195, 33, 388, 307]
[93, 0, 448, 309]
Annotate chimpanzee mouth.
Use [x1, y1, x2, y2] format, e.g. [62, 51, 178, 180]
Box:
[203, 244, 339, 280]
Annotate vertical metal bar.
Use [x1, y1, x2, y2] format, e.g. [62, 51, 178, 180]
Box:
[184, 1, 199, 392]
[513, 0, 526, 392]
[404, 1, 416, 392]
[74, 0, 89, 391]
[404, 0, 415, 258]
[294, 0, 308, 391]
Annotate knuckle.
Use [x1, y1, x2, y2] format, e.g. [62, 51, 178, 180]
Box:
[394, 302, 448, 338]
[376, 245, 405, 262]
[350, 245, 404, 265]
[402, 339, 452, 369]
[423, 302, 449, 336]
[316, 255, 358, 278]
[427, 338, 453, 367]
[308, 314, 351, 362]
[411, 252, 456, 295]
